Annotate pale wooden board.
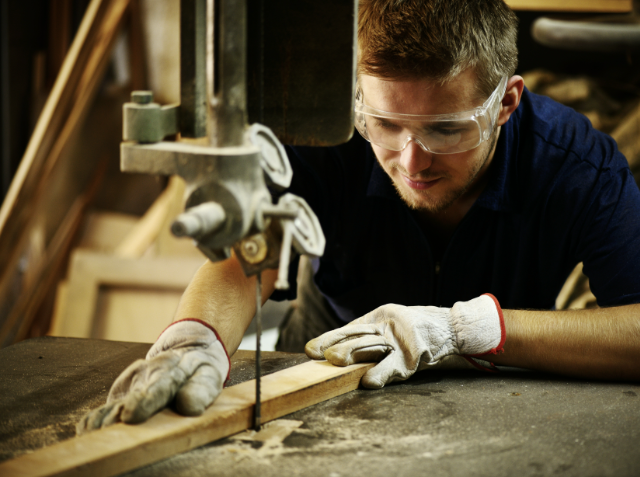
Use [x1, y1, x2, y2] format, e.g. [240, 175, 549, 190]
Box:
[0, 360, 375, 477]
[612, 101, 640, 171]
[113, 176, 183, 259]
[77, 212, 139, 253]
[505, 0, 631, 11]
[50, 251, 205, 338]
[93, 287, 183, 342]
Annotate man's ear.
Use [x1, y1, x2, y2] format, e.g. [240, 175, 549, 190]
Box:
[497, 75, 524, 127]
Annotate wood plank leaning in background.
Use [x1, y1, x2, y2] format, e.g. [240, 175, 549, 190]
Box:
[0, 360, 375, 477]
[5, 160, 108, 346]
[0, 0, 131, 347]
[611, 101, 640, 172]
[48, 175, 201, 342]
[505, 0, 631, 12]
[113, 176, 186, 258]
[49, 252, 204, 339]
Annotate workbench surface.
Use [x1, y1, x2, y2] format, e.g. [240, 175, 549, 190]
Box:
[1, 336, 639, 477]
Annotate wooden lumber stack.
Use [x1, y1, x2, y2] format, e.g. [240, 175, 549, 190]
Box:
[50, 176, 206, 343]
[0, 0, 132, 347]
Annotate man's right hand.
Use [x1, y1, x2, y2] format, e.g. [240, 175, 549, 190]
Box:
[76, 319, 230, 435]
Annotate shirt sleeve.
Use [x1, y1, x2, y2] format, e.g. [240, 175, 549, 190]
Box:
[570, 142, 640, 307]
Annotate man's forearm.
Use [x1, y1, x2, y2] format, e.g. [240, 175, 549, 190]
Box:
[490, 304, 640, 380]
[78, 256, 271, 430]
[173, 256, 278, 355]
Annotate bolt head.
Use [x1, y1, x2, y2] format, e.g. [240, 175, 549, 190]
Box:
[239, 234, 268, 265]
[131, 91, 153, 104]
[243, 240, 259, 256]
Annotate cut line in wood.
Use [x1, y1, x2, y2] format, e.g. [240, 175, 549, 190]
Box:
[0, 360, 375, 477]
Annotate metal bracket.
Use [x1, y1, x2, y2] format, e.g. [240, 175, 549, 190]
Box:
[232, 192, 326, 288]
[123, 91, 179, 143]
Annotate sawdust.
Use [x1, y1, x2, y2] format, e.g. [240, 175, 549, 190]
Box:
[231, 419, 304, 443]
[221, 415, 524, 463]
[136, 414, 526, 477]
[0, 421, 74, 462]
[213, 419, 305, 465]
[174, 415, 520, 463]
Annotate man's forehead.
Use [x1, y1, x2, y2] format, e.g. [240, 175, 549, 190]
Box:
[359, 69, 482, 116]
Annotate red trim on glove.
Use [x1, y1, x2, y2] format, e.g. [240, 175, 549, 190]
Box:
[462, 356, 499, 373]
[162, 319, 232, 386]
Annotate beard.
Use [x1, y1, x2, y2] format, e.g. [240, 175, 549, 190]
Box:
[380, 129, 498, 214]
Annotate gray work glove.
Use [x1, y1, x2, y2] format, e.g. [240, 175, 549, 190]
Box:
[305, 294, 505, 388]
[77, 319, 230, 435]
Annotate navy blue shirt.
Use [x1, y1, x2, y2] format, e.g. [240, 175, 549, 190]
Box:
[272, 88, 640, 321]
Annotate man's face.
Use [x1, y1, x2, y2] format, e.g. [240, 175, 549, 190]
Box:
[360, 69, 499, 213]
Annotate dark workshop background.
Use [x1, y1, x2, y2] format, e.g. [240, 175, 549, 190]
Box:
[0, 1, 639, 347]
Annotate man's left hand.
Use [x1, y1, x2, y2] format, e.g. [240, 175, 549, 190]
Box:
[305, 294, 505, 388]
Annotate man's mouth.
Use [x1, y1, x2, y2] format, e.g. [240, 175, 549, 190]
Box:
[401, 175, 441, 190]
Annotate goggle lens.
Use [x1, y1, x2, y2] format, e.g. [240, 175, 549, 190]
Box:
[362, 116, 483, 154]
[355, 76, 507, 154]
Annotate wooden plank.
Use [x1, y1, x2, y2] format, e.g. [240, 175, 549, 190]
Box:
[611, 101, 640, 171]
[128, 0, 148, 91]
[76, 212, 139, 253]
[48, 281, 70, 338]
[153, 176, 204, 257]
[0, 159, 108, 345]
[0, 0, 130, 347]
[505, 0, 631, 11]
[92, 287, 183, 342]
[0, 360, 375, 477]
[0, 0, 123, 245]
[113, 176, 184, 258]
[47, 0, 72, 88]
[53, 251, 204, 338]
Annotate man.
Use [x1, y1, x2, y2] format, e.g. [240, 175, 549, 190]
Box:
[78, 0, 640, 432]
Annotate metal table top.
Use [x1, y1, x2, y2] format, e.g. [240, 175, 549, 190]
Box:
[1, 336, 639, 477]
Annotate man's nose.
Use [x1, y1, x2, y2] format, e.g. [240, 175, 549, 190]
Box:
[400, 138, 433, 176]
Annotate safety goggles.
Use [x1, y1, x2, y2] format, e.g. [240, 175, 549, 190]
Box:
[354, 76, 508, 154]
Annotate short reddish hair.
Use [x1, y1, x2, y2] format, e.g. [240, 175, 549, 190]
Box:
[358, 0, 519, 98]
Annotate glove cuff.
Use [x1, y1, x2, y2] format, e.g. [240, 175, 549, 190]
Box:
[472, 293, 506, 356]
[154, 318, 231, 386]
[451, 293, 506, 357]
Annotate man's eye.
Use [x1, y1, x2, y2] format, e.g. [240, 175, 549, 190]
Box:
[375, 120, 401, 131]
[431, 128, 462, 136]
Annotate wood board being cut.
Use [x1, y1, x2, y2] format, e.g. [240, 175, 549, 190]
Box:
[0, 359, 374, 477]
